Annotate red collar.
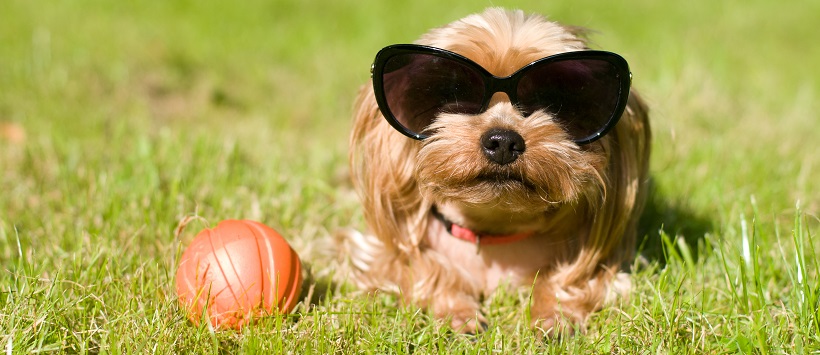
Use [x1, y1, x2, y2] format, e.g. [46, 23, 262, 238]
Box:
[431, 207, 535, 246]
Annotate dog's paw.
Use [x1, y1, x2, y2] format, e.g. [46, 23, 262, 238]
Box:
[433, 295, 488, 334]
[450, 311, 489, 335]
[530, 313, 581, 338]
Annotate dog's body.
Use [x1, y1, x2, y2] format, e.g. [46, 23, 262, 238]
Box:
[339, 8, 650, 335]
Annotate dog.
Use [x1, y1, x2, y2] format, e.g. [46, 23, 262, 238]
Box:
[338, 7, 650, 335]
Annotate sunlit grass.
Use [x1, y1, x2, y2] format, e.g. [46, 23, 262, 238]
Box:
[1, 0, 818, 353]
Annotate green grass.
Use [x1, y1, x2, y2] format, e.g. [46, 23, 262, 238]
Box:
[1, 0, 818, 353]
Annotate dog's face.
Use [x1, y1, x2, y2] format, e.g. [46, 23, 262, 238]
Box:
[417, 111, 606, 233]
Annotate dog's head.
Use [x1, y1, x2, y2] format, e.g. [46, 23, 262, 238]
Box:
[352, 8, 649, 254]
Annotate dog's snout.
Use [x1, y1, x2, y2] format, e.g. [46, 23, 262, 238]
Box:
[480, 128, 525, 165]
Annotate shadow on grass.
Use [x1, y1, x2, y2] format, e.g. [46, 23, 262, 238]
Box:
[299, 271, 339, 307]
[636, 177, 715, 264]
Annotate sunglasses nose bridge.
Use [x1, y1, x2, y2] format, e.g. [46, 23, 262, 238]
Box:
[485, 76, 519, 107]
[487, 92, 513, 108]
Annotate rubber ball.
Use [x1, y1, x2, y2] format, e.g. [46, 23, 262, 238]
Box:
[175, 219, 303, 329]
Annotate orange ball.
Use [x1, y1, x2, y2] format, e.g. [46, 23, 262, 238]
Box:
[175, 219, 303, 329]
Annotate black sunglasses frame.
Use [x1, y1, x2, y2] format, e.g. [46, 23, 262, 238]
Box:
[371, 44, 633, 145]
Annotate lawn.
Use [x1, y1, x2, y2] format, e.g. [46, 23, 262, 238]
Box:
[1, 0, 818, 353]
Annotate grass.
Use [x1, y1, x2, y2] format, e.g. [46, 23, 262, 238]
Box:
[1, 0, 818, 353]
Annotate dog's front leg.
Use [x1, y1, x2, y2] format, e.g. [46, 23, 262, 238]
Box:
[402, 249, 487, 334]
[529, 268, 630, 337]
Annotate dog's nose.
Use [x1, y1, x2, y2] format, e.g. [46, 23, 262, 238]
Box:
[480, 128, 525, 165]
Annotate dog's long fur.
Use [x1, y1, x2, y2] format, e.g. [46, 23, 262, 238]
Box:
[338, 8, 650, 335]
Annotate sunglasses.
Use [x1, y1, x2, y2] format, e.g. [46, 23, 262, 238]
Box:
[371, 44, 632, 144]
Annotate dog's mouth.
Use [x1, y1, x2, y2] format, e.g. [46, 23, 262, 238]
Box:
[475, 172, 537, 191]
[421, 166, 574, 210]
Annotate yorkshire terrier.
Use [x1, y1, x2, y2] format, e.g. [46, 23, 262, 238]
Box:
[338, 8, 650, 335]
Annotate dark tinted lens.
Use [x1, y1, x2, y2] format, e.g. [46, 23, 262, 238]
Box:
[380, 53, 485, 135]
[516, 59, 622, 140]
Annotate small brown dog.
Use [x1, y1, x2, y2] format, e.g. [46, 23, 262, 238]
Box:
[339, 8, 650, 335]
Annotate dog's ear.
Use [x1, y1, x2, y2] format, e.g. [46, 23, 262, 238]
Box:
[349, 83, 431, 253]
[599, 89, 651, 265]
[558, 89, 651, 283]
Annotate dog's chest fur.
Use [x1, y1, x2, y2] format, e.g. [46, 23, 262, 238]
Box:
[426, 216, 578, 293]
